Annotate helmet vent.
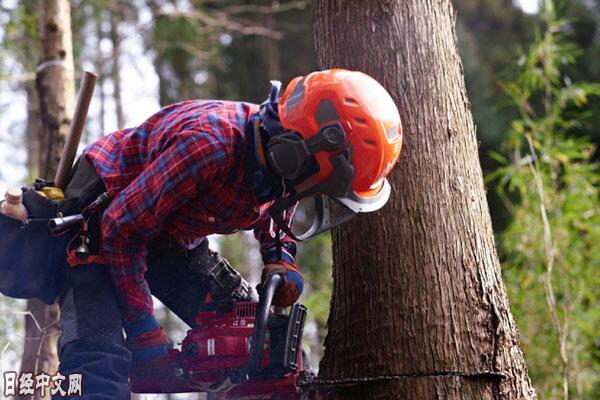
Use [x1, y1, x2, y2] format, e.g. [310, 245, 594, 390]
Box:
[316, 100, 339, 125]
[363, 139, 376, 147]
[355, 118, 368, 125]
[344, 97, 358, 105]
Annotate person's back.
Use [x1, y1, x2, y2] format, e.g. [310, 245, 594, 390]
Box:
[85, 100, 256, 198]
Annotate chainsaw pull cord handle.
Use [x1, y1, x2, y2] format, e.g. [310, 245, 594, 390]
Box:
[245, 273, 284, 377]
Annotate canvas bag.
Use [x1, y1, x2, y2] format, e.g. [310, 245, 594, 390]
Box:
[0, 186, 81, 304]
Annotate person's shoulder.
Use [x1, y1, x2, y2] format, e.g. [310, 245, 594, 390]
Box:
[156, 99, 259, 158]
[168, 99, 258, 114]
[197, 100, 259, 123]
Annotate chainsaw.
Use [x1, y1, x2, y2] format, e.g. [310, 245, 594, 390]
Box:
[129, 266, 310, 399]
[48, 211, 314, 399]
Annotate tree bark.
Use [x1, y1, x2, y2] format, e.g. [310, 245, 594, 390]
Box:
[94, 5, 106, 136]
[19, 2, 76, 399]
[25, 85, 42, 179]
[313, 1, 536, 399]
[110, 8, 125, 129]
[36, 0, 75, 178]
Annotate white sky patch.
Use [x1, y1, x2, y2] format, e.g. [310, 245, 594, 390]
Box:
[514, 0, 540, 14]
[0, 82, 28, 195]
[119, 20, 160, 129]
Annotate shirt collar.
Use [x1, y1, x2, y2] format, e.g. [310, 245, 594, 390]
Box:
[244, 113, 284, 203]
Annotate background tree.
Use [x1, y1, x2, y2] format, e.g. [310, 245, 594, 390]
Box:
[313, 1, 535, 399]
[17, 1, 76, 399]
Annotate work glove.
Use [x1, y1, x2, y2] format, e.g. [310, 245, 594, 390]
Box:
[126, 326, 171, 361]
[260, 261, 303, 307]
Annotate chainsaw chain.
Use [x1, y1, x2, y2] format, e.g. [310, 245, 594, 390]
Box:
[297, 370, 506, 394]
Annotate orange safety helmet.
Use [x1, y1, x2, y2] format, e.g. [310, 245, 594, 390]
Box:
[266, 69, 402, 240]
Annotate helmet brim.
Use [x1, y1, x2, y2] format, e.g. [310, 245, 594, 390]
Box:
[335, 179, 391, 213]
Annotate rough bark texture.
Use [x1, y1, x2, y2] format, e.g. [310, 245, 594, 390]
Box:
[313, 1, 536, 399]
[26, 85, 42, 178]
[110, 9, 125, 129]
[19, 2, 75, 398]
[95, 7, 106, 136]
[36, 0, 75, 177]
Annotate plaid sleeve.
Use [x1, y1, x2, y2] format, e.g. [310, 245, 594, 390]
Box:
[101, 131, 227, 324]
[254, 206, 297, 265]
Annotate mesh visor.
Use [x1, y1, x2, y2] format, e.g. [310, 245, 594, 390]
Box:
[268, 153, 392, 241]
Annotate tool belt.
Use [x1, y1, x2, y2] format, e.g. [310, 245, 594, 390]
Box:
[0, 185, 81, 304]
[0, 156, 105, 304]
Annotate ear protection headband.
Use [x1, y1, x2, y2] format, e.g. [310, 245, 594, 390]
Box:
[266, 123, 348, 181]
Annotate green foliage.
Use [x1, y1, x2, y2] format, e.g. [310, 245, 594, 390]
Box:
[152, 12, 206, 105]
[454, 0, 534, 149]
[489, 2, 600, 398]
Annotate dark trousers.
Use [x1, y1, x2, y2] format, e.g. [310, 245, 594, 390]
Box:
[56, 157, 210, 399]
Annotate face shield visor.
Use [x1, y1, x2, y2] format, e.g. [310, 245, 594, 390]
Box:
[267, 149, 392, 241]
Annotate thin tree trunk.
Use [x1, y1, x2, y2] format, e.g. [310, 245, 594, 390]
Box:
[19, 2, 76, 399]
[95, 6, 106, 136]
[25, 85, 41, 179]
[110, 9, 125, 129]
[36, 0, 75, 177]
[313, 1, 536, 399]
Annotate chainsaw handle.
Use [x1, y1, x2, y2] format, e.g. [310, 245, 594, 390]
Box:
[245, 273, 283, 377]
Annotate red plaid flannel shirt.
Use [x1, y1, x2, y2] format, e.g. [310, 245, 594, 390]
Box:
[84, 100, 296, 323]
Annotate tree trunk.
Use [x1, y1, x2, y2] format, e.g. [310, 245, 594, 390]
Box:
[25, 85, 42, 179]
[19, 2, 76, 399]
[36, 0, 75, 178]
[94, 5, 106, 137]
[313, 1, 536, 399]
[110, 9, 125, 129]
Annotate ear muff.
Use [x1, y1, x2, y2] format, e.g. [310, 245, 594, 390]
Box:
[267, 124, 350, 181]
[267, 132, 310, 181]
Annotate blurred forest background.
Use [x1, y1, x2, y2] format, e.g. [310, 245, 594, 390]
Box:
[0, 0, 598, 399]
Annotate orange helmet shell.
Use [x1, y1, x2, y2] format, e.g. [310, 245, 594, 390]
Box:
[278, 69, 402, 199]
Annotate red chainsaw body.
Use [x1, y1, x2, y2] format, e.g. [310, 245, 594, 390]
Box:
[132, 301, 303, 399]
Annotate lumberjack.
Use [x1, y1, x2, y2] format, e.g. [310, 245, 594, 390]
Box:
[58, 69, 402, 398]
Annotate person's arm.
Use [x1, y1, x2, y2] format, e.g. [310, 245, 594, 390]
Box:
[254, 208, 303, 307]
[101, 132, 228, 345]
